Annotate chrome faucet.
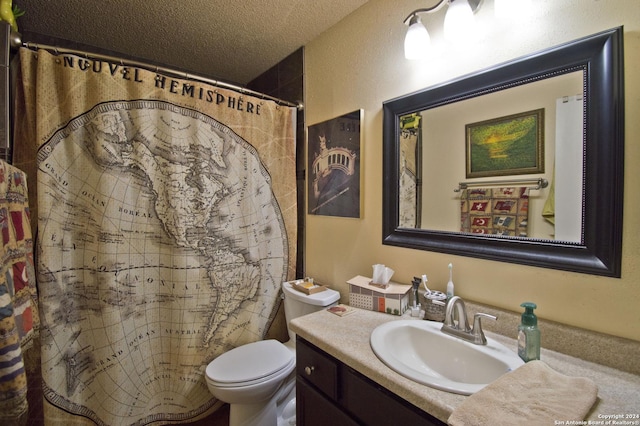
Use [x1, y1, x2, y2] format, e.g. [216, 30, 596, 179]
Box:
[438, 296, 497, 345]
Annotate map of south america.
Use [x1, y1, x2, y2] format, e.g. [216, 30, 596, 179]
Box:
[37, 100, 288, 424]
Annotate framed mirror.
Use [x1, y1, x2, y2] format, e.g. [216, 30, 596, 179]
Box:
[383, 27, 624, 277]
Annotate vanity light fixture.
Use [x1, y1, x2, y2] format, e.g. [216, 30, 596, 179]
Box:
[403, 0, 483, 59]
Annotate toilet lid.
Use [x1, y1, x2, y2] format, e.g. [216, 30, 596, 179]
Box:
[206, 339, 294, 384]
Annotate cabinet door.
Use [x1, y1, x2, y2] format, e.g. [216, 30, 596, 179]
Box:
[297, 378, 359, 426]
[342, 366, 446, 426]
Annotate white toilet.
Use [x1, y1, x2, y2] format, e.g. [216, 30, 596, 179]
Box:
[205, 281, 340, 426]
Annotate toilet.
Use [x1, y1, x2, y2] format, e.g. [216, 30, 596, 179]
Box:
[205, 280, 340, 426]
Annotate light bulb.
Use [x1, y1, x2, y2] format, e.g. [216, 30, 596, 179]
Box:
[404, 15, 430, 60]
[443, 0, 475, 44]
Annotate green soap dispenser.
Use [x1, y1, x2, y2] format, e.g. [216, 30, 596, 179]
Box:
[518, 302, 540, 362]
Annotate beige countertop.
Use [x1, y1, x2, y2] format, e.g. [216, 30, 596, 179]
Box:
[290, 307, 640, 424]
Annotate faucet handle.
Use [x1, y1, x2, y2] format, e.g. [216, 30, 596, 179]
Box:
[472, 313, 497, 345]
[474, 312, 497, 322]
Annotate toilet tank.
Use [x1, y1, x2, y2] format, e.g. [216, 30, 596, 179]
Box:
[281, 281, 340, 342]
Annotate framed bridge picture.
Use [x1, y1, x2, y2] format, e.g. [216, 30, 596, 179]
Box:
[307, 110, 362, 218]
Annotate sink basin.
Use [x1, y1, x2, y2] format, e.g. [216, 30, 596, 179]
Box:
[370, 320, 524, 395]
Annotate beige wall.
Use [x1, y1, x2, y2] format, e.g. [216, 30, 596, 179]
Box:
[304, 0, 640, 342]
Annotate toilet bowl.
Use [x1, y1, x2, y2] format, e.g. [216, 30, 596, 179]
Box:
[205, 280, 340, 426]
[205, 340, 296, 425]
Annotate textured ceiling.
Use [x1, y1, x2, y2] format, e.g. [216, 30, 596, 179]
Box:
[15, 0, 368, 86]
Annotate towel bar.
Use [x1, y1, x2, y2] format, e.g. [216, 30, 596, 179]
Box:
[454, 178, 548, 192]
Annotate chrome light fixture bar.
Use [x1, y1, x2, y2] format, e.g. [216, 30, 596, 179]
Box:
[403, 0, 483, 59]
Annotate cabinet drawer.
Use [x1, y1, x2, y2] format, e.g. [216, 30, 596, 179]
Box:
[296, 337, 338, 400]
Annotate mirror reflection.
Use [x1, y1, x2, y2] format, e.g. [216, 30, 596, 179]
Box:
[383, 27, 624, 277]
[399, 71, 584, 243]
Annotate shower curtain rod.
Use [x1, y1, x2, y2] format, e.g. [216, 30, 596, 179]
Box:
[19, 40, 303, 110]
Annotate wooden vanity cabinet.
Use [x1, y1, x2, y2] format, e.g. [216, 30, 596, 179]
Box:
[296, 337, 446, 425]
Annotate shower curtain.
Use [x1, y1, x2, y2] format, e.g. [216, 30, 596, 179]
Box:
[13, 48, 297, 425]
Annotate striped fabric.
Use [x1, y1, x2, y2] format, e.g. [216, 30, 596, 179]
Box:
[0, 160, 38, 422]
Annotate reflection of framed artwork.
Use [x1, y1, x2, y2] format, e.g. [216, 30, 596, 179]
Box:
[308, 110, 362, 218]
[466, 108, 544, 178]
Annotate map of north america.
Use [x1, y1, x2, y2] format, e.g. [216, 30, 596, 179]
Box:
[37, 100, 288, 424]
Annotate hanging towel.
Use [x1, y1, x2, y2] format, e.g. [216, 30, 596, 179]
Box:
[448, 360, 598, 426]
[460, 186, 529, 237]
[0, 160, 38, 422]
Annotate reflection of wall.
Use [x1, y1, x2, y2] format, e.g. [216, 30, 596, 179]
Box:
[420, 71, 583, 239]
[305, 0, 640, 342]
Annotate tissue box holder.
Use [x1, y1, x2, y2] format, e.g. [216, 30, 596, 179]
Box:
[347, 275, 411, 316]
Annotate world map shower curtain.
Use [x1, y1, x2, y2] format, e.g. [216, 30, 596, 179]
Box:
[13, 48, 297, 425]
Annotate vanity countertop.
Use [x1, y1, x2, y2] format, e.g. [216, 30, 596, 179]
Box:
[290, 307, 640, 424]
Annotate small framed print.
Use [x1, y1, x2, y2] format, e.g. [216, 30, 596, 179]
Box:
[308, 110, 362, 218]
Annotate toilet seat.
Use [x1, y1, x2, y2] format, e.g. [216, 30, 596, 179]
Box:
[206, 340, 294, 388]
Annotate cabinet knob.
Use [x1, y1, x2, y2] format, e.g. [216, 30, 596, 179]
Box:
[304, 366, 315, 376]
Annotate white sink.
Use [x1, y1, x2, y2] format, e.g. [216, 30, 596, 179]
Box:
[370, 320, 524, 395]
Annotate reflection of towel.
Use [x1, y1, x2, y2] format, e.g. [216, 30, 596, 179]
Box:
[542, 168, 555, 225]
[448, 360, 598, 426]
[0, 160, 38, 422]
[460, 187, 529, 237]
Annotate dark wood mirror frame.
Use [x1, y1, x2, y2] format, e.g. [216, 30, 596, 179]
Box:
[382, 27, 624, 277]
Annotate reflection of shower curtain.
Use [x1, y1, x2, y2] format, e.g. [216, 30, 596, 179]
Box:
[399, 114, 421, 228]
[13, 48, 297, 425]
[399, 132, 418, 228]
[544, 95, 583, 242]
